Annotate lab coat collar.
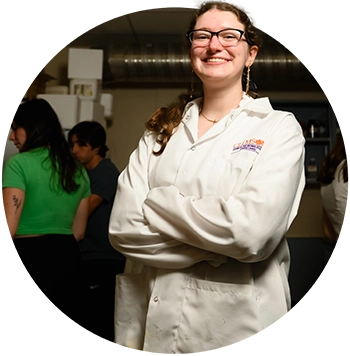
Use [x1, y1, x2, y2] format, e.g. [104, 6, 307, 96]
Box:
[240, 94, 274, 116]
[182, 93, 273, 123]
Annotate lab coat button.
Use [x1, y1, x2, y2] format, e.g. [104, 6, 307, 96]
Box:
[153, 296, 159, 302]
[191, 146, 196, 151]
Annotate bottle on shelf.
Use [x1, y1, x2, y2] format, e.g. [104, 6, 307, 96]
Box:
[307, 120, 319, 138]
[307, 157, 318, 180]
[317, 120, 327, 137]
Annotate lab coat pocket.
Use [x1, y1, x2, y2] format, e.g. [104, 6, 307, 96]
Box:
[175, 278, 262, 353]
[114, 272, 149, 350]
[207, 151, 258, 198]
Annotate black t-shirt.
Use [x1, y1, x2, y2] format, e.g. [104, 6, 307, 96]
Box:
[79, 158, 125, 261]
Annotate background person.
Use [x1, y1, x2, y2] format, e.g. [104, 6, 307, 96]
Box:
[68, 121, 125, 341]
[2, 98, 90, 322]
[318, 131, 348, 260]
[108, 1, 305, 353]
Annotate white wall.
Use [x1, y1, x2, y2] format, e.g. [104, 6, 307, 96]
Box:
[104, 87, 188, 171]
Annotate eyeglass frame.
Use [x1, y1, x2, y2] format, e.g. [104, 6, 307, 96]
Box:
[186, 28, 251, 47]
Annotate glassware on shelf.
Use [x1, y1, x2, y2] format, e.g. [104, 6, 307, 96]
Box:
[306, 157, 318, 180]
[317, 120, 327, 137]
[307, 120, 318, 138]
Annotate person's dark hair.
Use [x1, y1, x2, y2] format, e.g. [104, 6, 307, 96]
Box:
[68, 121, 109, 158]
[318, 131, 348, 184]
[145, 1, 262, 156]
[13, 98, 84, 193]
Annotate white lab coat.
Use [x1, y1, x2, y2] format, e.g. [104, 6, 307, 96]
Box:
[321, 159, 348, 237]
[109, 94, 305, 353]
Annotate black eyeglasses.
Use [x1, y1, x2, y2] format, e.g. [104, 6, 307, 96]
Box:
[187, 28, 248, 47]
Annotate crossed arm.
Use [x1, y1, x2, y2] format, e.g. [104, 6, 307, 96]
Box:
[109, 116, 305, 267]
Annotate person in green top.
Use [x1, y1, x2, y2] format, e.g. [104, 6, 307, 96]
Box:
[2, 98, 90, 322]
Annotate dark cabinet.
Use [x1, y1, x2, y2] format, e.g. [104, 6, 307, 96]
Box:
[271, 100, 338, 185]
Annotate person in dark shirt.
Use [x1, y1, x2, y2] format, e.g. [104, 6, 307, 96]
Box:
[68, 121, 125, 341]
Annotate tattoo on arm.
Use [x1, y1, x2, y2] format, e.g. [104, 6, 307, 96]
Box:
[12, 195, 22, 214]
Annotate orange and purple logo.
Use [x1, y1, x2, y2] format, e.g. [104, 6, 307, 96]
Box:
[232, 138, 265, 154]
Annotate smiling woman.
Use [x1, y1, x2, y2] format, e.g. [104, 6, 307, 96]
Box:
[108, 1, 305, 353]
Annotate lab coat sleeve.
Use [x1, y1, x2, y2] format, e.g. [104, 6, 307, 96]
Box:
[332, 170, 348, 236]
[143, 114, 305, 263]
[108, 131, 227, 269]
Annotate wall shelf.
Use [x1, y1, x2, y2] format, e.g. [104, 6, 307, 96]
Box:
[305, 137, 331, 144]
[271, 100, 338, 187]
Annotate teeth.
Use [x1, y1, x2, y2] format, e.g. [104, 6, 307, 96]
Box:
[206, 58, 227, 62]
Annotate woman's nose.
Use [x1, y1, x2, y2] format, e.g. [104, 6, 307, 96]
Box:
[72, 145, 78, 154]
[9, 130, 15, 141]
[207, 34, 224, 51]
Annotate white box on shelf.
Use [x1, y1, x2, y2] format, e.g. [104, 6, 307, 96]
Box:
[79, 101, 105, 129]
[100, 93, 113, 118]
[70, 79, 100, 101]
[68, 48, 103, 79]
[37, 94, 80, 130]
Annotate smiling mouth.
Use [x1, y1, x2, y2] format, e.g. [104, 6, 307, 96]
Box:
[205, 58, 229, 63]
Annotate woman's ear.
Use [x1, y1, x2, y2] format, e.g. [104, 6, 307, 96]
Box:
[246, 45, 259, 67]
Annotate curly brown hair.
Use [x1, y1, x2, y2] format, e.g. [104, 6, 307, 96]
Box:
[186, 1, 262, 48]
[146, 1, 262, 156]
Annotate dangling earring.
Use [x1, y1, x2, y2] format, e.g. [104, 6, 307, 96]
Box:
[190, 70, 195, 99]
[245, 66, 251, 94]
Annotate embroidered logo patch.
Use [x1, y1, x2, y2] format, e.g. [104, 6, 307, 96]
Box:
[232, 138, 265, 154]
